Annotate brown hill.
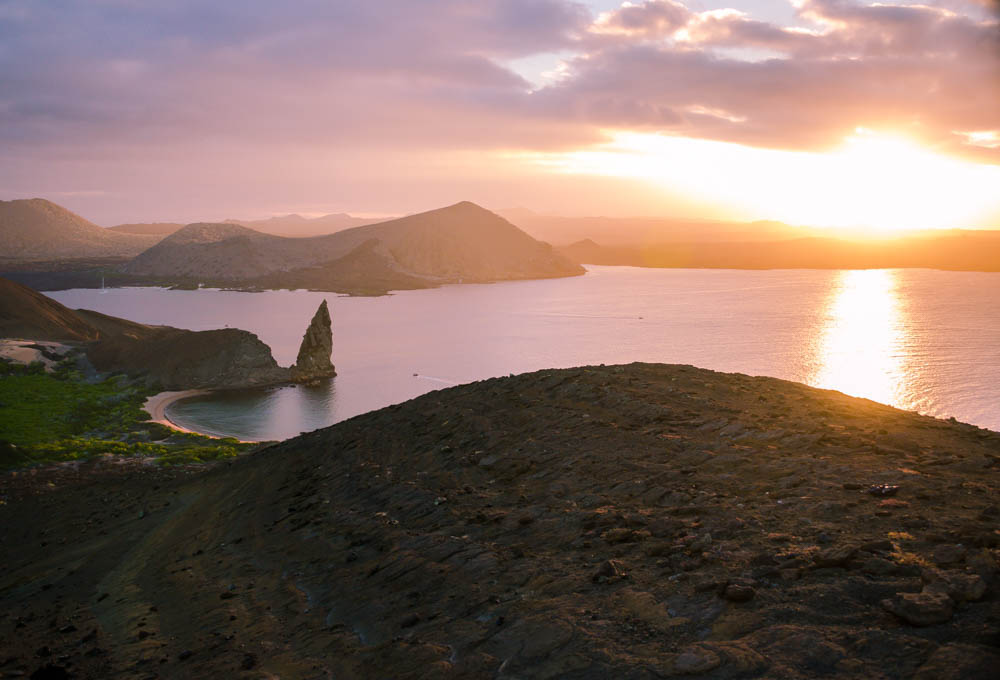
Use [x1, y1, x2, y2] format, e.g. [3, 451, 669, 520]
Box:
[348, 201, 583, 281]
[109, 214, 384, 239]
[0, 199, 162, 261]
[0, 277, 100, 341]
[1, 363, 998, 677]
[107, 222, 185, 236]
[227, 212, 385, 237]
[124, 202, 583, 288]
[250, 238, 433, 293]
[123, 222, 336, 280]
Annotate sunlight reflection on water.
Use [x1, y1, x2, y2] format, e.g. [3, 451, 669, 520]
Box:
[48, 266, 1000, 439]
[810, 269, 909, 408]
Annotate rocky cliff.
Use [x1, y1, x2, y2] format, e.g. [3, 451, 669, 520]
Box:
[84, 322, 291, 390]
[291, 300, 336, 382]
[0, 277, 338, 391]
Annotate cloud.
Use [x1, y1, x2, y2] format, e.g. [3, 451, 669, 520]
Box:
[0, 0, 996, 222]
[0, 0, 593, 150]
[592, 0, 690, 38]
[534, 0, 1000, 161]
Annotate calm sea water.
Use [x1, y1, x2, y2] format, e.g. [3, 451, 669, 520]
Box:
[49, 266, 1000, 440]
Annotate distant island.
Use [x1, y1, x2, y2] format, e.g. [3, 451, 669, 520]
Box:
[4, 199, 1000, 294]
[0, 199, 584, 294]
[556, 234, 1000, 272]
[495, 210, 1000, 273]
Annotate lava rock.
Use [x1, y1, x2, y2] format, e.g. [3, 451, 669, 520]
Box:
[724, 582, 756, 602]
[673, 645, 722, 674]
[881, 591, 954, 626]
[867, 484, 900, 497]
[813, 544, 858, 568]
[30, 665, 69, 680]
[912, 643, 1000, 680]
[592, 559, 628, 583]
[922, 568, 987, 603]
[931, 544, 966, 567]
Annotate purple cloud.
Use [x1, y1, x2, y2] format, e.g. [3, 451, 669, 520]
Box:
[535, 0, 1000, 160]
[0, 0, 996, 222]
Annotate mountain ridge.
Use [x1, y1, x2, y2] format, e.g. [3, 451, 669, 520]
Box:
[109, 212, 385, 239]
[124, 201, 584, 288]
[0, 198, 161, 260]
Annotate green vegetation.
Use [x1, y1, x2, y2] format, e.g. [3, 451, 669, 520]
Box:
[0, 358, 257, 468]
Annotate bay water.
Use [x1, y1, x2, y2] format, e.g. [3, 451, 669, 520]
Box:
[48, 266, 1000, 440]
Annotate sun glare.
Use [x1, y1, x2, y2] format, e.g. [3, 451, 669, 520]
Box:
[810, 269, 909, 407]
[525, 130, 1000, 231]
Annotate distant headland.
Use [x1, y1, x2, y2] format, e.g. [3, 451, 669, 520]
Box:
[0, 276, 334, 391]
[0, 199, 583, 294]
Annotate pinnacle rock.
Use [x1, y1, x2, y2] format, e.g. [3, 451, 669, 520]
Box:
[291, 300, 336, 382]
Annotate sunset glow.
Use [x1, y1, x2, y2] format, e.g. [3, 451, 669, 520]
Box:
[4, 4, 1000, 674]
[0, 0, 996, 225]
[524, 130, 1000, 231]
[811, 269, 908, 406]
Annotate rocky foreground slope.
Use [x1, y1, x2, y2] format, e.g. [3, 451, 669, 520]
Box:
[1, 363, 998, 678]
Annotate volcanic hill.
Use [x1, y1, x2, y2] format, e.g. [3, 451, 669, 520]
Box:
[226, 212, 384, 238]
[0, 277, 102, 342]
[107, 222, 186, 237]
[123, 201, 583, 289]
[1, 363, 997, 678]
[109, 213, 382, 239]
[0, 199, 161, 261]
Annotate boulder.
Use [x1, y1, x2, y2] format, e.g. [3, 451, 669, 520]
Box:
[921, 568, 987, 603]
[913, 643, 1000, 680]
[881, 591, 954, 626]
[673, 645, 722, 674]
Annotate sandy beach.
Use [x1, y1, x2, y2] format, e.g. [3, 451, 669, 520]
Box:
[142, 389, 211, 435]
[0, 339, 75, 371]
[142, 389, 263, 443]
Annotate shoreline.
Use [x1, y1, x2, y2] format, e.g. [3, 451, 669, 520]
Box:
[142, 389, 210, 435]
[142, 389, 261, 443]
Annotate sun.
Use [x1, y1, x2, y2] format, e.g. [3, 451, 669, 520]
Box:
[524, 129, 1000, 231]
[819, 130, 995, 232]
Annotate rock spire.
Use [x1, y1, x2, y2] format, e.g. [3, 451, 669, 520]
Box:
[291, 300, 336, 382]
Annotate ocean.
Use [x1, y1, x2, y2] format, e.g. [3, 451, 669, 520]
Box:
[48, 266, 1000, 441]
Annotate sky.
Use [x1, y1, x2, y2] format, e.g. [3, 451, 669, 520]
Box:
[1, 0, 998, 228]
